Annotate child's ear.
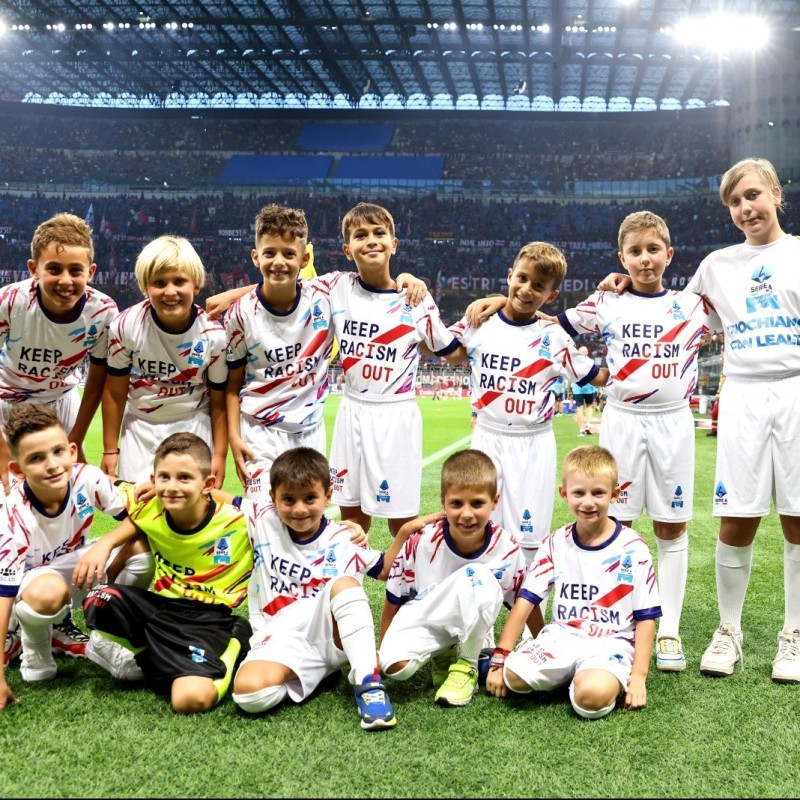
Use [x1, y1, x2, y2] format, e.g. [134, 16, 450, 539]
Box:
[492, 492, 500, 510]
[325, 485, 333, 504]
[250, 248, 260, 268]
[611, 483, 621, 502]
[8, 460, 24, 481]
[558, 484, 567, 500]
[617, 251, 627, 270]
[546, 288, 560, 304]
[204, 474, 216, 495]
[342, 243, 353, 261]
[87, 262, 97, 281]
[27, 259, 38, 279]
[665, 246, 674, 267]
[506, 267, 513, 286]
[301, 246, 311, 267]
[68, 442, 78, 462]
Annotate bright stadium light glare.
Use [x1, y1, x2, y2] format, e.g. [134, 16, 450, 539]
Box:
[673, 13, 769, 52]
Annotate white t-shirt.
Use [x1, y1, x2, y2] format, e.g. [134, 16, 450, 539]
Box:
[0, 279, 116, 402]
[0, 464, 130, 596]
[686, 234, 800, 379]
[451, 311, 599, 427]
[225, 281, 334, 433]
[559, 289, 718, 406]
[316, 272, 459, 398]
[107, 301, 227, 421]
[239, 499, 384, 630]
[519, 521, 661, 644]
[385, 518, 527, 609]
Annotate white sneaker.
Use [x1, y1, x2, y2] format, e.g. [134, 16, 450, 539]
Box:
[772, 627, 800, 684]
[20, 635, 58, 682]
[700, 624, 743, 677]
[655, 635, 687, 672]
[51, 615, 89, 658]
[86, 631, 144, 681]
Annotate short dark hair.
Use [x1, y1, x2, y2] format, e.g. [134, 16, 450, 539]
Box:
[153, 432, 212, 477]
[270, 447, 331, 493]
[440, 449, 497, 497]
[4, 402, 64, 457]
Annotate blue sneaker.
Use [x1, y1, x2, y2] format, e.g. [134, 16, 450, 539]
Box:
[354, 673, 397, 730]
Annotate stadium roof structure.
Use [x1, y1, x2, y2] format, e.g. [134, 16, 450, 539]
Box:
[1, 0, 799, 112]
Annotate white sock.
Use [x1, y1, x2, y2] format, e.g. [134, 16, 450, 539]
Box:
[783, 541, 800, 631]
[716, 540, 753, 630]
[16, 600, 69, 646]
[115, 552, 155, 589]
[330, 587, 379, 682]
[656, 532, 688, 638]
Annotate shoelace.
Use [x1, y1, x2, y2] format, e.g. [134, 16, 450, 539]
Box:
[658, 638, 681, 655]
[360, 687, 387, 707]
[54, 620, 89, 642]
[776, 631, 800, 661]
[711, 625, 744, 671]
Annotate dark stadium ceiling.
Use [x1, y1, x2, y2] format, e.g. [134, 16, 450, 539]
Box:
[0, 1, 799, 111]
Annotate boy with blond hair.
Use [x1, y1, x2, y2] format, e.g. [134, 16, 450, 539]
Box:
[0, 212, 119, 663]
[453, 242, 606, 564]
[101, 235, 228, 487]
[0, 402, 152, 707]
[378, 449, 531, 707]
[555, 211, 717, 672]
[487, 446, 661, 719]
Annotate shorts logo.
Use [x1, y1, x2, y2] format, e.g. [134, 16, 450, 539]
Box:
[671, 485, 684, 509]
[189, 646, 207, 664]
[75, 488, 93, 519]
[213, 536, 231, 564]
[312, 304, 329, 330]
[322, 547, 338, 577]
[714, 481, 728, 507]
[520, 509, 533, 535]
[376, 479, 391, 503]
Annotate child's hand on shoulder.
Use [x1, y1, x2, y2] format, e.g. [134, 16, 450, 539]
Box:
[597, 273, 630, 294]
[341, 519, 369, 548]
[535, 309, 556, 323]
[395, 273, 427, 307]
[465, 295, 505, 327]
[133, 481, 155, 505]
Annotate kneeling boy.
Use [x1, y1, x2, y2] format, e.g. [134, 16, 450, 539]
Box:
[378, 449, 533, 707]
[0, 402, 152, 707]
[75, 433, 252, 714]
[486, 446, 661, 719]
[231, 447, 409, 731]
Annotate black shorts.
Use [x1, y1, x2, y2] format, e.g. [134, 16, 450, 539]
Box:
[84, 584, 249, 683]
[573, 394, 595, 407]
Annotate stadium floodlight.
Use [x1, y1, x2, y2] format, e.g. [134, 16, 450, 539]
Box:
[673, 13, 769, 52]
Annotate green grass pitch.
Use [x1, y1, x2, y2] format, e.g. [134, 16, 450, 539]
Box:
[1, 397, 793, 798]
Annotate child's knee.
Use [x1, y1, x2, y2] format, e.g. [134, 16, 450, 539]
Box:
[382, 658, 419, 681]
[232, 684, 288, 715]
[171, 681, 219, 715]
[329, 575, 360, 598]
[569, 676, 619, 720]
[20, 575, 70, 614]
[503, 666, 533, 694]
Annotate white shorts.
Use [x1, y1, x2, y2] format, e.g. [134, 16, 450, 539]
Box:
[0, 389, 80, 433]
[17, 542, 128, 606]
[471, 419, 555, 548]
[239, 414, 326, 499]
[118, 413, 213, 483]
[239, 581, 351, 701]
[329, 390, 421, 518]
[504, 623, 632, 693]
[599, 400, 694, 523]
[713, 374, 800, 517]
[378, 564, 502, 672]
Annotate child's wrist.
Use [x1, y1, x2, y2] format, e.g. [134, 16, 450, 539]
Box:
[103, 448, 120, 455]
[489, 647, 510, 671]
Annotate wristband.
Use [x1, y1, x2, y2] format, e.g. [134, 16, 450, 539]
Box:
[489, 647, 510, 671]
[103, 449, 120, 455]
